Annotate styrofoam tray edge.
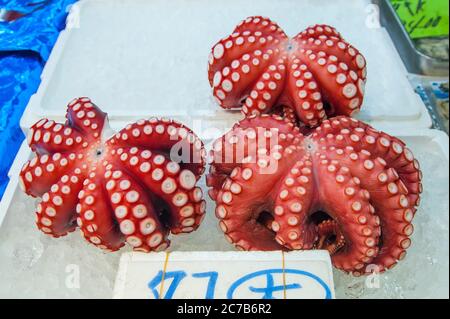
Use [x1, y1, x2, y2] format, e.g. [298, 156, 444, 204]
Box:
[0, 141, 32, 227]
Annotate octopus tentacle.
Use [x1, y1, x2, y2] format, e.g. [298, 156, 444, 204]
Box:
[211, 48, 275, 110]
[36, 169, 85, 237]
[76, 175, 124, 252]
[216, 153, 295, 251]
[110, 148, 205, 234]
[295, 24, 343, 41]
[295, 50, 364, 116]
[221, 49, 282, 110]
[65, 97, 107, 139]
[364, 171, 414, 273]
[313, 155, 380, 273]
[232, 16, 287, 40]
[294, 24, 367, 81]
[215, 126, 302, 250]
[314, 117, 422, 204]
[272, 156, 317, 250]
[208, 16, 287, 78]
[242, 62, 287, 117]
[27, 118, 85, 155]
[324, 146, 413, 272]
[20, 152, 78, 197]
[285, 58, 325, 126]
[316, 219, 346, 255]
[103, 169, 170, 252]
[107, 118, 205, 176]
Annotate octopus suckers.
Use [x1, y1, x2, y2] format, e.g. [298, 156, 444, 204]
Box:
[290, 202, 302, 213]
[115, 206, 128, 219]
[126, 191, 140, 203]
[351, 201, 362, 212]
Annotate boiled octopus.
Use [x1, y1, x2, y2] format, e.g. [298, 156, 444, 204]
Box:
[208, 16, 367, 127]
[207, 114, 422, 275]
[19, 97, 206, 252]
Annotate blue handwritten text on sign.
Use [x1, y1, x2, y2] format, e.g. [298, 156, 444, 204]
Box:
[148, 268, 332, 299]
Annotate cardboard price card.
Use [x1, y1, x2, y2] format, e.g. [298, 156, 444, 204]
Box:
[113, 251, 335, 299]
[390, 0, 449, 39]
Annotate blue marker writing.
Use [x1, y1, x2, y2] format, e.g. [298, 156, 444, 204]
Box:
[192, 272, 219, 299]
[249, 272, 301, 299]
[227, 268, 332, 299]
[148, 270, 187, 299]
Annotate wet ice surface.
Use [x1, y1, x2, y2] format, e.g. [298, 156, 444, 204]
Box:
[0, 193, 119, 298]
[0, 142, 448, 298]
[0, 177, 233, 298]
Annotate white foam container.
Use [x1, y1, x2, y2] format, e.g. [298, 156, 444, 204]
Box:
[21, 0, 431, 134]
[0, 0, 448, 299]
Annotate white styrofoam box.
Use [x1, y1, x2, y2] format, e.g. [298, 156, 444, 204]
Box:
[20, 0, 431, 136]
[113, 251, 335, 299]
[0, 129, 447, 298]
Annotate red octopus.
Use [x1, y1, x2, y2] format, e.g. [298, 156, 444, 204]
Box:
[19, 98, 206, 252]
[207, 114, 422, 275]
[208, 16, 367, 127]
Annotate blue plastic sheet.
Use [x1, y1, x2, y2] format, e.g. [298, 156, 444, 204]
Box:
[0, 0, 77, 200]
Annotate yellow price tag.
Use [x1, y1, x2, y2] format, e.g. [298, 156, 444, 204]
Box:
[390, 0, 449, 39]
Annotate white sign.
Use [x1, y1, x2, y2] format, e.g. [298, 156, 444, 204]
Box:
[113, 251, 335, 299]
